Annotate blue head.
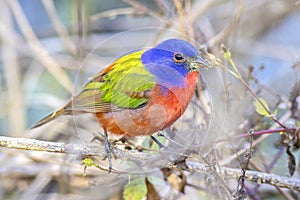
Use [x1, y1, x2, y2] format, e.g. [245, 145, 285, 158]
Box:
[141, 38, 206, 87]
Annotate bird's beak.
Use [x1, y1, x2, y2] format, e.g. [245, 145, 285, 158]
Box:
[189, 55, 210, 71]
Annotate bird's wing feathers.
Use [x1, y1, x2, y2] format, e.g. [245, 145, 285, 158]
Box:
[67, 50, 156, 113]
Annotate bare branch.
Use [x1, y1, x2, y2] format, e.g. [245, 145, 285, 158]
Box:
[0, 136, 149, 160]
[207, 0, 243, 47]
[123, 0, 166, 22]
[187, 161, 300, 192]
[90, 8, 139, 22]
[0, 136, 299, 192]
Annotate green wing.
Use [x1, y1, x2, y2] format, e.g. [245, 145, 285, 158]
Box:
[68, 51, 156, 113]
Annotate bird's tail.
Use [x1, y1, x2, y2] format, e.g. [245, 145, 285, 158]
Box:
[31, 107, 67, 129]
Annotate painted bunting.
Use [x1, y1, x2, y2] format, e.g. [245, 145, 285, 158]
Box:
[32, 38, 208, 169]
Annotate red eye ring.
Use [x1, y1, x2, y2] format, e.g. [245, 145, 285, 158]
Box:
[173, 52, 185, 63]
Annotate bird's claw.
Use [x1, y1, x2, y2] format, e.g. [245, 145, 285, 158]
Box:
[104, 137, 114, 172]
[91, 131, 116, 173]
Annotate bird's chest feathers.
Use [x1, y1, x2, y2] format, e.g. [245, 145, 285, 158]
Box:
[146, 72, 198, 126]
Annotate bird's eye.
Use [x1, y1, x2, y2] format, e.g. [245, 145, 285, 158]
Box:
[173, 52, 185, 63]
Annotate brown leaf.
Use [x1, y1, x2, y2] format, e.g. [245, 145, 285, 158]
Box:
[296, 128, 300, 149]
[145, 177, 160, 200]
[286, 146, 296, 176]
[161, 168, 187, 193]
[160, 168, 172, 180]
[289, 81, 300, 120]
[281, 127, 299, 149]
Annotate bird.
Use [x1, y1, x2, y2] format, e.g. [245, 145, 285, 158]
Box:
[32, 38, 208, 170]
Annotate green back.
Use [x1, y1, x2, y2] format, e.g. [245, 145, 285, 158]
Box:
[69, 51, 156, 113]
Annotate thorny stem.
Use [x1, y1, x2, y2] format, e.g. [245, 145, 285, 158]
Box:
[233, 130, 254, 199]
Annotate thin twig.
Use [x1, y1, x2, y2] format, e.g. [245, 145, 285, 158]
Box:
[207, 0, 244, 47]
[123, 0, 166, 22]
[173, 0, 186, 36]
[217, 127, 299, 143]
[42, 0, 77, 55]
[233, 130, 254, 198]
[90, 8, 140, 22]
[188, 0, 218, 23]
[0, 1, 25, 136]
[219, 110, 291, 165]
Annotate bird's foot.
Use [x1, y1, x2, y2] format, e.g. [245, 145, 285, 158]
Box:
[91, 135, 105, 143]
[104, 135, 114, 173]
[91, 131, 115, 173]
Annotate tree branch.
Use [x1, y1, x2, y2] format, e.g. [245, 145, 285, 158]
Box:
[0, 136, 149, 160]
[187, 161, 300, 192]
[0, 136, 299, 192]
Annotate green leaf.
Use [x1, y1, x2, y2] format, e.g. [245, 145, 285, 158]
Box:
[221, 44, 231, 60]
[221, 44, 241, 78]
[253, 98, 270, 117]
[272, 109, 278, 117]
[82, 157, 94, 167]
[141, 137, 151, 148]
[151, 136, 166, 150]
[81, 157, 94, 177]
[147, 176, 164, 186]
[123, 177, 147, 200]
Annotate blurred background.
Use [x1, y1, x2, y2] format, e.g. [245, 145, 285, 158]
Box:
[0, 0, 300, 199]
